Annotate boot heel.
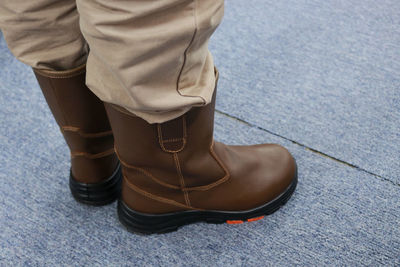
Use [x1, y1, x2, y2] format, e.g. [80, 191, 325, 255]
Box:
[69, 163, 122, 206]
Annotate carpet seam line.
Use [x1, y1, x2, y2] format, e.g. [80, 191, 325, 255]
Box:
[215, 109, 400, 188]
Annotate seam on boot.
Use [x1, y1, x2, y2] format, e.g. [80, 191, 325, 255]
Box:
[71, 148, 115, 159]
[61, 126, 113, 138]
[157, 116, 187, 153]
[115, 146, 230, 192]
[116, 148, 181, 190]
[183, 141, 231, 192]
[123, 174, 199, 211]
[174, 153, 191, 206]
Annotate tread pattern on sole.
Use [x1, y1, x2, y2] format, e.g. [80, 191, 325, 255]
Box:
[118, 169, 298, 234]
[69, 163, 122, 206]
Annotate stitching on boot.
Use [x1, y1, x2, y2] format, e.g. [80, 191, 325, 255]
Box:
[61, 126, 113, 138]
[123, 174, 199, 211]
[115, 148, 181, 190]
[173, 153, 191, 206]
[33, 64, 86, 79]
[157, 116, 187, 153]
[182, 141, 230, 192]
[71, 148, 115, 159]
[115, 144, 230, 192]
[162, 138, 185, 143]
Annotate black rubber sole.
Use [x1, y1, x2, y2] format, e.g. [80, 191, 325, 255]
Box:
[69, 163, 122, 206]
[118, 169, 298, 234]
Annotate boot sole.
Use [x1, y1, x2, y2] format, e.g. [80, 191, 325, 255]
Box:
[69, 163, 122, 206]
[118, 168, 298, 234]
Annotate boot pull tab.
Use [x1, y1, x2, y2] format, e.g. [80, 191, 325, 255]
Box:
[157, 115, 187, 153]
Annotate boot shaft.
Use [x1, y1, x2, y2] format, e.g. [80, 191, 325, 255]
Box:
[104, 68, 297, 226]
[33, 65, 118, 183]
[104, 70, 229, 210]
[104, 90, 226, 185]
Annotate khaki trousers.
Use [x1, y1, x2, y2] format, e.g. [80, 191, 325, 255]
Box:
[0, 0, 224, 123]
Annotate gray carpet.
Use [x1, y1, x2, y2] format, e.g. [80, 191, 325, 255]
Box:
[211, 0, 400, 183]
[1, 1, 399, 266]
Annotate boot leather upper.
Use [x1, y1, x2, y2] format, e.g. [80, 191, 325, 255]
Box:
[33, 65, 118, 183]
[105, 70, 296, 214]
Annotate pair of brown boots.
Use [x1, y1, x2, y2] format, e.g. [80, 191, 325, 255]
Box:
[34, 65, 297, 234]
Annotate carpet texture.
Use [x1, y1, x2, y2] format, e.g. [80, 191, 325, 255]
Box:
[211, 0, 400, 183]
[1, 1, 399, 266]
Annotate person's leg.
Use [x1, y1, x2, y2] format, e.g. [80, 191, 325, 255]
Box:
[1, 0, 297, 229]
[0, 0, 121, 205]
[0, 0, 87, 70]
[74, 0, 297, 233]
[76, 0, 224, 123]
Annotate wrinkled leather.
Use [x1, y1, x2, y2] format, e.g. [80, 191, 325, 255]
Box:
[33, 65, 118, 183]
[105, 70, 297, 214]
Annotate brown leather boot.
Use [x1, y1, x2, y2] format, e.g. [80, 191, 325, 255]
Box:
[33, 65, 121, 205]
[104, 69, 297, 233]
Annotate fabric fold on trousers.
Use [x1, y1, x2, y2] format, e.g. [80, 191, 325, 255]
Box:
[0, 0, 224, 123]
[0, 0, 88, 70]
[76, 0, 224, 123]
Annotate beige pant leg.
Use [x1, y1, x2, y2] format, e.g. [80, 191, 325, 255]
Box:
[0, 0, 87, 70]
[76, 0, 224, 123]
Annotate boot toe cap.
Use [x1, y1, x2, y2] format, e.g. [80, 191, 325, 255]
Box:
[190, 142, 297, 211]
[257, 144, 297, 202]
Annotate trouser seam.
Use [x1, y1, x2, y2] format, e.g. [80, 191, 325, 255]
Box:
[175, 0, 206, 105]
